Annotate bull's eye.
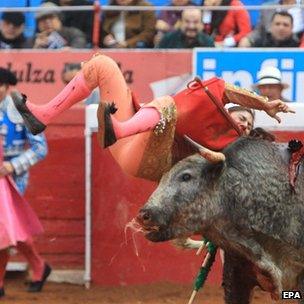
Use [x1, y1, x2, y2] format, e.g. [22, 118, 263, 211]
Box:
[181, 173, 192, 182]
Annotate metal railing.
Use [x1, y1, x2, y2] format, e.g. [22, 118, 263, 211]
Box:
[0, 3, 304, 12]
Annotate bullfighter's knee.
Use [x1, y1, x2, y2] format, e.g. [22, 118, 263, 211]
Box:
[82, 54, 123, 90]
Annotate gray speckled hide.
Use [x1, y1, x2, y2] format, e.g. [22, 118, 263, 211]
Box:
[138, 137, 304, 303]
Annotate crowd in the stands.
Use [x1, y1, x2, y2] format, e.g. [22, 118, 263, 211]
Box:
[1, 0, 303, 49]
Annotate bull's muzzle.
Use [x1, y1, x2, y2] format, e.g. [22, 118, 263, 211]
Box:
[136, 207, 172, 242]
[136, 208, 155, 227]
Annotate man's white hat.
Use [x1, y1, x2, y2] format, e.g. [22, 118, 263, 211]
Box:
[252, 66, 289, 89]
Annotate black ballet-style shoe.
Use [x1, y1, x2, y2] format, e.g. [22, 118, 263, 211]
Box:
[27, 263, 52, 293]
[0, 287, 4, 298]
[97, 102, 118, 148]
[11, 91, 46, 135]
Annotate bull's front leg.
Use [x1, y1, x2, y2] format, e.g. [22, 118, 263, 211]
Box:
[223, 252, 257, 304]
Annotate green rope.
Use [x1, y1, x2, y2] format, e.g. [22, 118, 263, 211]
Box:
[193, 239, 218, 292]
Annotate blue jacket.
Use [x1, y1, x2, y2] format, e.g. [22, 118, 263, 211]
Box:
[0, 95, 48, 194]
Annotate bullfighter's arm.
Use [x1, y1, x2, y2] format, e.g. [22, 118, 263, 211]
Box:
[224, 83, 268, 110]
[223, 83, 295, 122]
[10, 130, 48, 175]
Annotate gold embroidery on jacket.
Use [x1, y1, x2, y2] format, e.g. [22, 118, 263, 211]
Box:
[137, 99, 177, 181]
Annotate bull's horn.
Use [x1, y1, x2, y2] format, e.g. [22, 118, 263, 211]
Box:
[184, 135, 226, 163]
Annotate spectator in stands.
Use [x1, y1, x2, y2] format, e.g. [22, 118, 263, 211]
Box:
[154, 0, 196, 46]
[202, 0, 251, 47]
[239, 0, 304, 47]
[243, 11, 299, 47]
[0, 68, 50, 297]
[253, 66, 292, 102]
[101, 0, 156, 48]
[0, 12, 31, 49]
[45, 0, 94, 45]
[31, 2, 87, 49]
[158, 8, 214, 48]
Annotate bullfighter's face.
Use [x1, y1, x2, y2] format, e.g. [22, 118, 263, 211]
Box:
[230, 110, 254, 136]
[136, 155, 222, 242]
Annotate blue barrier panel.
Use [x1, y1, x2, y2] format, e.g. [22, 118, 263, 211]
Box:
[242, 0, 264, 27]
[30, 0, 42, 6]
[193, 48, 304, 103]
[0, 0, 26, 6]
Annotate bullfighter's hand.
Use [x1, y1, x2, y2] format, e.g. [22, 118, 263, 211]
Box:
[0, 161, 14, 178]
[264, 99, 295, 123]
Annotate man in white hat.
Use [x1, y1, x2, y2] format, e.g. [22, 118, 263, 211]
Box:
[253, 66, 292, 103]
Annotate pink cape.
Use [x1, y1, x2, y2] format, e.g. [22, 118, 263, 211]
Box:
[0, 144, 43, 250]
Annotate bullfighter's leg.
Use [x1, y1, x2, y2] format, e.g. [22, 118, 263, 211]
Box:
[16, 239, 51, 292]
[223, 252, 256, 304]
[97, 101, 162, 148]
[11, 53, 165, 176]
[11, 54, 161, 136]
[0, 249, 9, 297]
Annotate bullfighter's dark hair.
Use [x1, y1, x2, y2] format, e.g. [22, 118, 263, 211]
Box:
[227, 106, 255, 120]
[0, 68, 17, 86]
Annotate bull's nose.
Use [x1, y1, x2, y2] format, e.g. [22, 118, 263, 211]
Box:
[137, 208, 153, 224]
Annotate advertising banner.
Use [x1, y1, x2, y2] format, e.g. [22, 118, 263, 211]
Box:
[0, 50, 192, 104]
[193, 48, 304, 103]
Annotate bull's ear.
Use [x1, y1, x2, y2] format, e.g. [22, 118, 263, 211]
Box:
[212, 160, 225, 176]
[201, 159, 225, 181]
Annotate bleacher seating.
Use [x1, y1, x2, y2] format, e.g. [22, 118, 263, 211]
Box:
[97, 0, 263, 26]
[0, 0, 267, 39]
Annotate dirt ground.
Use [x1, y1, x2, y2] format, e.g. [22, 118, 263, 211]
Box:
[0, 273, 298, 304]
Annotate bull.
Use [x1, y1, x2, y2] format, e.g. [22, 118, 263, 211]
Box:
[136, 136, 304, 303]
